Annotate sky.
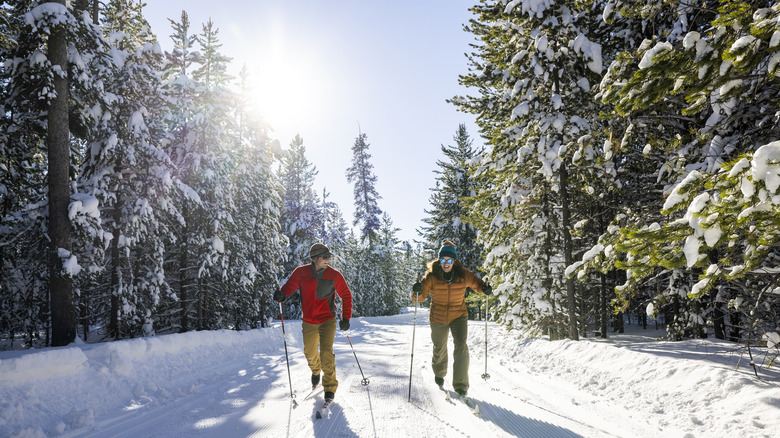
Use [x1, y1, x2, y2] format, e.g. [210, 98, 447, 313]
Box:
[3, 309, 779, 437]
[141, 0, 483, 244]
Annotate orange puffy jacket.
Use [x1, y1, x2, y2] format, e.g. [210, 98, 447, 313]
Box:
[412, 265, 484, 324]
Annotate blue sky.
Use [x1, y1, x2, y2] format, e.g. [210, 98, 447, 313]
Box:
[142, 0, 481, 243]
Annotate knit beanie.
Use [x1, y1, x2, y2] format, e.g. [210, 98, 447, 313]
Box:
[438, 241, 457, 259]
[309, 243, 332, 259]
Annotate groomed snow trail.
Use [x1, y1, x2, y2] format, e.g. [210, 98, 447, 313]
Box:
[60, 310, 656, 437]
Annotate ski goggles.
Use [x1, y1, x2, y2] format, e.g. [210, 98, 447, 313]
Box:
[439, 258, 454, 265]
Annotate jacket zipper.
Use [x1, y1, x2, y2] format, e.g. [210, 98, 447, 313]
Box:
[446, 282, 450, 323]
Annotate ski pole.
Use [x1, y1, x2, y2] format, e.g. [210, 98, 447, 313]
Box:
[278, 302, 297, 406]
[345, 332, 370, 386]
[408, 273, 420, 402]
[481, 291, 490, 381]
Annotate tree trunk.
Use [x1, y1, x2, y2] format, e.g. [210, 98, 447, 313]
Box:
[599, 272, 608, 338]
[729, 308, 741, 341]
[197, 276, 204, 330]
[614, 311, 624, 333]
[80, 293, 89, 341]
[559, 160, 579, 340]
[109, 191, 122, 339]
[48, 0, 75, 347]
[180, 202, 189, 332]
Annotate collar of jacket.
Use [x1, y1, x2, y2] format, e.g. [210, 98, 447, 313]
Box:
[310, 263, 326, 279]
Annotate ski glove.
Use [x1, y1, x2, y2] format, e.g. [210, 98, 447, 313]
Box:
[273, 289, 286, 303]
[412, 282, 422, 295]
[339, 318, 350, 331]
[482, 284, 493, 295]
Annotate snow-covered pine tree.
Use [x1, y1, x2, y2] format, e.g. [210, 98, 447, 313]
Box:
[76, 0, 177, 340]
[187, 18, 237, 331]
[344, 130, 391, 315]
[576, 0, 780, 341]
[279, 135, 322, 269]
[278, 134, 322, 319]
[419, 124, 485, 319]
[373, 213, 407, 316]
[158, 10, 205, 333]
[337, 237, 364, 317]
[454, 0, 608, 339]
[0, 0, 120, 346]
[420, 124, 482, 268]
[228, 66, 286, 329]
[318, 188, 350, 247]
[0, 0, 54, 347]
[586, 0, 721, 340]
[346, 131, 382, 246]
[46, 0, 76, 347]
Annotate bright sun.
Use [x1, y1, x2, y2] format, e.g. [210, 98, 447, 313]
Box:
[246, 39, 326, 143]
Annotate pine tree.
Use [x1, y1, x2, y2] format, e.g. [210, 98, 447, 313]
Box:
[187, 17, 236, 331]
[0, 0, 53, 347]
[75, 0, 177, 340]
[229, 67, 285, 328]
[160, 10, 217, 332]
[346, 131, 382, 245]
[278, 135, 322, 319]
[420, 124, 482, 268]
[1, 0, 116, 345]
[420, 124, 485, 319]
[319, 188, 350, 246]
[279, 135, 322, 270]
[574, 0, 780, 341]
[46, 0, 76, 347]
[454, 0, 610, 338]
[374, 213, 407, 316]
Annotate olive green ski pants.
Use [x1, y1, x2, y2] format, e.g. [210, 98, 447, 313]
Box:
[430, 315, 470, 392]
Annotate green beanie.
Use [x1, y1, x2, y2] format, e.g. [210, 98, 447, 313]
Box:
[438, 241, 457, 259]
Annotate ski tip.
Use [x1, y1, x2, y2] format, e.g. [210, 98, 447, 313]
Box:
[315, 411, 322, 419]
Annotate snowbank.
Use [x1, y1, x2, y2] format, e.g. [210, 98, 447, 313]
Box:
[476, 326, 780, 437]
[1, 328, 282, 437]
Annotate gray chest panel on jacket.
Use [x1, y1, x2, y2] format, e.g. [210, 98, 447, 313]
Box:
[316, 279, 335, 299]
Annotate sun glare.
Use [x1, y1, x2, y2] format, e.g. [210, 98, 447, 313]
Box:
[247, 41, 324, 143]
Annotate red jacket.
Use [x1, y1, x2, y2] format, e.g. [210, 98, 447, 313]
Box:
[280, 264, 353, 325]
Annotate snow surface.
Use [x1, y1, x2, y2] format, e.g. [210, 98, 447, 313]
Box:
[2, 309, 778, 438]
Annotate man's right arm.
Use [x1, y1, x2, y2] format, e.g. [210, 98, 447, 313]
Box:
[278, 267, 301, 300]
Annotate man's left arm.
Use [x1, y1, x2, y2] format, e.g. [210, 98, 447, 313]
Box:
[335, 272, 353, 320]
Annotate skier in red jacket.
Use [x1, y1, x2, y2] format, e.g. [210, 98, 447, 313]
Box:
[274, 243, 353, 403]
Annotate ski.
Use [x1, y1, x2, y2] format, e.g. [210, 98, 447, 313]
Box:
[439, 385, 451, 402]
[457, 394, 480, 416]
[315, 399, 333, 419]
[303, 384, 322, 401]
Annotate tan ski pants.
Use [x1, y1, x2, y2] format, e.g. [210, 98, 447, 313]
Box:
[302, 318, 338, 393]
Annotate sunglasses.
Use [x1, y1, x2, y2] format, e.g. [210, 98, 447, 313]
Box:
[439, 258, 454, 265]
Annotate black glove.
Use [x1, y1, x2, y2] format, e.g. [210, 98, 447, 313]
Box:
[273, 289, 286, 302]
[412, 282, 422, 295]
[482, 284, 493, 295]
[339, 318, 350, 331]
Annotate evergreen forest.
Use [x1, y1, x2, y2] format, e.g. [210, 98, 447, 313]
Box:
[1, 0, 779, 356]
